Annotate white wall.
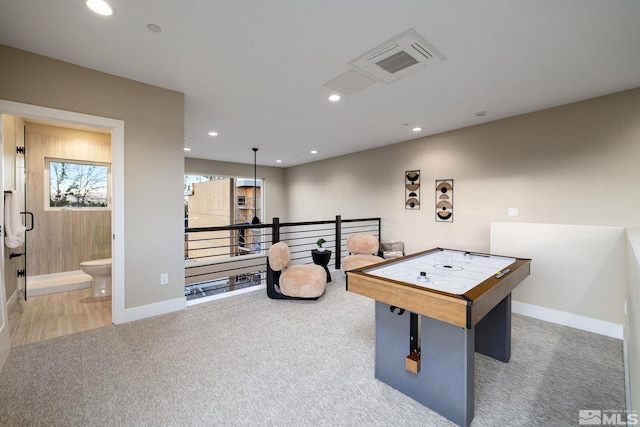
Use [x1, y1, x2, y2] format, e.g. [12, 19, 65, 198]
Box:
[490, 222, 625, 333]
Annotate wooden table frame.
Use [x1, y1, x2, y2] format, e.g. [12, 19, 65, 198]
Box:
[346, 247, 531, 426]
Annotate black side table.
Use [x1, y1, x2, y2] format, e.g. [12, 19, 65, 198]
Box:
[311, 249, 332, 282]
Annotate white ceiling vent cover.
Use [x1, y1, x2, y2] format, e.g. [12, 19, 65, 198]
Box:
[349, 29, 445, 84]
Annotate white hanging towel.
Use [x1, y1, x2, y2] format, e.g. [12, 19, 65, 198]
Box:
[4, 190, 27, 248]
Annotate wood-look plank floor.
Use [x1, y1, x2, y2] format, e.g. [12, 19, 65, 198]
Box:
[8, 289, 112, 348]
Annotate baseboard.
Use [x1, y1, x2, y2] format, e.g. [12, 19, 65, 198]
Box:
[120, 297, 186, 324]
[512, 301, 623, 339]
[1, 290, 17, 373]
[623, 325, 631, 414]
[0, 322, 10, 373]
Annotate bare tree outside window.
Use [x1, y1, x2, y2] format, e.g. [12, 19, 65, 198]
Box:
[50, 161, 69, 207]
[48, 159, 110, 208]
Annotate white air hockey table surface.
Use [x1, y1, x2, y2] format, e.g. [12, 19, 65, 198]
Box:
[364, 249, 515, 295]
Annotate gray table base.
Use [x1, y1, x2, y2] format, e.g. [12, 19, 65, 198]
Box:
[374, 294, 512, 426]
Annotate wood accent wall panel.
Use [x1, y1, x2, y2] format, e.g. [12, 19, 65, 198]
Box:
[25, 124, 111, 276]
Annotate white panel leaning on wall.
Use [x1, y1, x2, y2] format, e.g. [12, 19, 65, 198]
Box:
[490, 221, 625, 339]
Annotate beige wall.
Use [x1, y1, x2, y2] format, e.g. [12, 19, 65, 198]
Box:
[285, 87, 640, 320]
[0, 44, 185, 311]
[25, 123, 111, 276]
[285, 88, 640, 253]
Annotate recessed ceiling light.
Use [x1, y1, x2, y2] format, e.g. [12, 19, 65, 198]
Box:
[276, 160, 282, 163]
[311, 150, 318, 154]
[147, 24, 162, 33]
[475, 111, 487, 117]
[328, 94, 341, 102]
[412, 127, 422, 132]
[85, 0, 114, 16]
[184, 147, 191, 151]
[208, 131, 218, 136]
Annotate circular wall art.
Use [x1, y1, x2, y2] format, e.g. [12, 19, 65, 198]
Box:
[405, 170, 420, 210]
[435, 179, 454, 222]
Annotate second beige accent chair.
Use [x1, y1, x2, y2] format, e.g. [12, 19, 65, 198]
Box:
[342, 234, 385, 273]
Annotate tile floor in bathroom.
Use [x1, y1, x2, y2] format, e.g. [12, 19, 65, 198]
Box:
[8, 288, 111, 348]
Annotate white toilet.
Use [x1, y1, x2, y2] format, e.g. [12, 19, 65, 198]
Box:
[80, 258, 112, 297]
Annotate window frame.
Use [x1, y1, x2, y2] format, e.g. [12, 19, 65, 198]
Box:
[44, 157, 111, 211]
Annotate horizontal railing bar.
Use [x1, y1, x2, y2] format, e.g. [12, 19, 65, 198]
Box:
[186, 253, 250, 259]
[342, 224, 379, 230]
[187, 264, 265, 278]
[279, 227, 335, 236]
[185, 217, 378, 233]
[276, 220, 338, 227]
[186, 223, 273, 233]
[184, 215, 382, 296]
[187, 235, 236, 241]
[339, 218, 380, 224]
[186, 243, 258, 252]
[187, 232, 271, 238]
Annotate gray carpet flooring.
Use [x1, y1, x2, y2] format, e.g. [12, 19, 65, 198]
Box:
[0, 272, 625, 426]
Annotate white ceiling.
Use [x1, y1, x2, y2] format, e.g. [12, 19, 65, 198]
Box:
[1, 1, 639, 167]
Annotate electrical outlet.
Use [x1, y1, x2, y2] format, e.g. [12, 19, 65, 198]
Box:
[160, 273, 169, 285]
[508, 207, 518, 217]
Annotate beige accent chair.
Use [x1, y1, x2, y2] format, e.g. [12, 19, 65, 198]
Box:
[381, 241, 405, 260]
[266, 242, 327, 300]
[342, 234, 385, 272]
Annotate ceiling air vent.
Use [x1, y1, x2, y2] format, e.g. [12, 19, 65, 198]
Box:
[349, 29, 445, 83]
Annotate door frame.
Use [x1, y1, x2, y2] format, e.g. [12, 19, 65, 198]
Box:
[0, 99, 125, 324]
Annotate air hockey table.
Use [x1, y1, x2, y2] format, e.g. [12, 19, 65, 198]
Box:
[346, 247, 531, 426]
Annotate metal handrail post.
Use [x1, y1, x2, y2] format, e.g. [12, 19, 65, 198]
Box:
[272, 217, 280, 243]
[335, 215, 341, 269]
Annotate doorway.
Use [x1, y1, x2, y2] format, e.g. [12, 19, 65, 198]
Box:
[24, 122, 111, 291]
[0, 100, 125, 338]
[5, 118, 112, 346]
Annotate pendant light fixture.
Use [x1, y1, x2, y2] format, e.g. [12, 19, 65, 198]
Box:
[251, 148, 260, 224]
